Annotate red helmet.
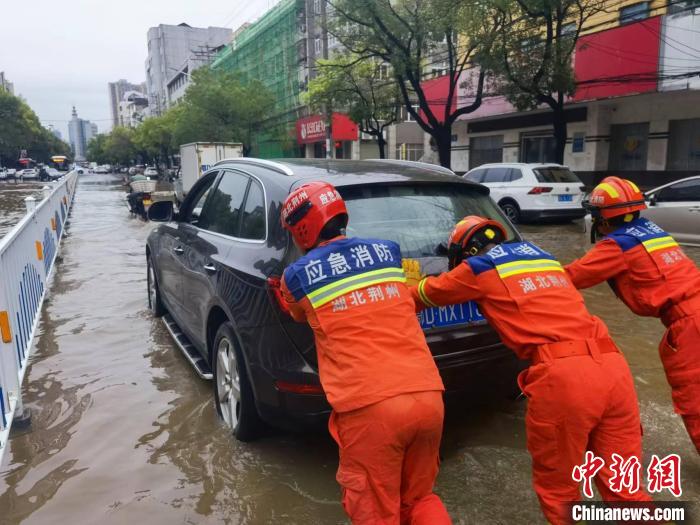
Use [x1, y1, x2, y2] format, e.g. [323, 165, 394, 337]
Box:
[280, 181, 348, 250]
[585, 177, 646, 220]
[447, 215, 507, 269]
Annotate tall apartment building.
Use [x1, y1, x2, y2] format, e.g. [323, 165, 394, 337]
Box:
[145, 23, 232, 115]
[108, 79, 146, 128]
[0, 71, 14, 94]
[68, 106, 98, 161]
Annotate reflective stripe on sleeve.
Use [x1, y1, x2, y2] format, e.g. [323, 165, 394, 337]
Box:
[417, 278, 438, 308]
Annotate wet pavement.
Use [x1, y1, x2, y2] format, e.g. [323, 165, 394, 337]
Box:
[0, 181, 46, 237]
[0, 173, 698, 524]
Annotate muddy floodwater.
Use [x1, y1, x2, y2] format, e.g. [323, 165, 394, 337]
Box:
[0, 174, 698, 524]
[0, 181, 46, 237]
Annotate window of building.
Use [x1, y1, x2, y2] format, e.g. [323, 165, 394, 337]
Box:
[469, 135, 504, 169]
[608, 122, 649, 171]
[314, 38, 323, 56]
[572, 132, 586, 153]
[396, 143, 424, 161]
[520, 133, 557, 163]
[314, 0, 322, 14]
[197, 171, 250, 236]
[402, 104, 421, 122]
[668, 0, 700, 14]
[239, 179, 266, 240]
[667, 118, 700, 171]
[620, 2, 649, 24]
[378, 63, 390, 80]
[561, 22, 577, 36]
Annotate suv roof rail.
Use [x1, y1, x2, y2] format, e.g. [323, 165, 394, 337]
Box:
[215, 158, 294, 176]
[365, 159, 456, 176]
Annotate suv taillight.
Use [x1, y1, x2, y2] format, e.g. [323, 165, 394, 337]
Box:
[528, 187, 553, 194]
[267, 276, 291, 316]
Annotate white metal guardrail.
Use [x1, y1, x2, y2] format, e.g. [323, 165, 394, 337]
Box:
[0, 171, 78, 462]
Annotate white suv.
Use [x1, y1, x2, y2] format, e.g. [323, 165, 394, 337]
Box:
[464, 163, 586, 223]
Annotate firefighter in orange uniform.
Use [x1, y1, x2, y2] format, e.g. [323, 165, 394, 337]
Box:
[565, 176, 700, 454]
[279, 181, 451, 525]
[411, 216, 651, 525]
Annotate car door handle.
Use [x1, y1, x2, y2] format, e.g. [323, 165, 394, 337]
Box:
[173, 246, 184, 255]
[203, 263, 217, 274]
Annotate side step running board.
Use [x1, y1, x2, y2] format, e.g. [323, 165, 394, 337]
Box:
[162, 314, 213, 380]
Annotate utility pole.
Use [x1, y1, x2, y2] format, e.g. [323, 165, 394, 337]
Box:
[321, 0, 333, 159]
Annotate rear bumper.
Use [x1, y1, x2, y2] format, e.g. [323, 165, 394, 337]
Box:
[520, 208, 586, 221]
[253, 342, 526, 432]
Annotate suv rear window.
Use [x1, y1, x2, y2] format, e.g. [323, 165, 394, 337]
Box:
[533, 167, 581, 183]
[340, 184, 515, 258]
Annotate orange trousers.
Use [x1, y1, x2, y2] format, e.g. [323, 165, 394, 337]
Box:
[328, 391, 451, 525]
[519, 352, 651, 525]
[659, 313, 700, 454]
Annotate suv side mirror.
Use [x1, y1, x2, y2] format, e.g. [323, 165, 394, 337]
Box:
[647, 193, 657, 206]
[148, 201, 174, 222]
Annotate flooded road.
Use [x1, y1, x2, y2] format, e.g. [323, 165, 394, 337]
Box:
[0, 174, 698, 524]
[0, 181, 45, 237]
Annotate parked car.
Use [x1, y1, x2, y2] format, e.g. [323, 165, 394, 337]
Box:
[46, 168, 63, 180]
[6, 168, 16, 178]
[584, 175, 700, 246]
[146, 158, 527, 441]
[18, 168, 39, 180]
[464, 163, 587, 223]
[0, 168, 7, 180]
[144, 167, 159, 177]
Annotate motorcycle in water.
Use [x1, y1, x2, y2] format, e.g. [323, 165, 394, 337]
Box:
[126, 177, 157, 220]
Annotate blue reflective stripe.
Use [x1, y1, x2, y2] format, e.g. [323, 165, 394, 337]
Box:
[467, 241, 556, 276]
[467, 255, 493, 275]
[0, 387, 5, 429]
[606, 218, 671, 252]
[284, 238, 403, 302]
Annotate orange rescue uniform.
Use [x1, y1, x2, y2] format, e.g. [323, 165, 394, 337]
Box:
[281, 236, 450, 525]
[565, 217, 700, 453]
[412, 240, 651, 525]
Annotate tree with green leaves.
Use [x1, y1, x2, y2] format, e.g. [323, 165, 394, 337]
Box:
[134, 108, 180, 168]
[173, 68, 272, 156]
[0, 89, 71, 167]
[329, 0, 500, 168]
[488, 0, 605, 163]
[306, 55, 400, 158]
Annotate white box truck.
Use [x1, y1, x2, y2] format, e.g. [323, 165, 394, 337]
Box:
[177, 142, 244, 201]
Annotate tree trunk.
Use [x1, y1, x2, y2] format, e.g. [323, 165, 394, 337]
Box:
[435, 126, 452, 169]
[376, 134, 387, 159]
[552, 106, 567, 165]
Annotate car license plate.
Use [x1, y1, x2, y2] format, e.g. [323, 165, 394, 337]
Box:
[419, 301, 486, 330]
[558, 194, 573, 202]
[143, 199, 153, 206]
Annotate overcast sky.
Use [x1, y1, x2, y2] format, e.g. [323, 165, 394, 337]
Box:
[0, 0, 279, 139]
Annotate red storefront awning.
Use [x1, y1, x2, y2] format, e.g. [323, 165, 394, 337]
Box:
[296, 113, 359, 145]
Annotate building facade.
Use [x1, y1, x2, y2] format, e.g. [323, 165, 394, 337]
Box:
[446, 0, 700, 186]
[108, 79, 146, 128]
[145, 23, 232, 115]
[68, 106, 98, 161]
[118, 91, 149, 127]
[0, 72, 14, 94]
